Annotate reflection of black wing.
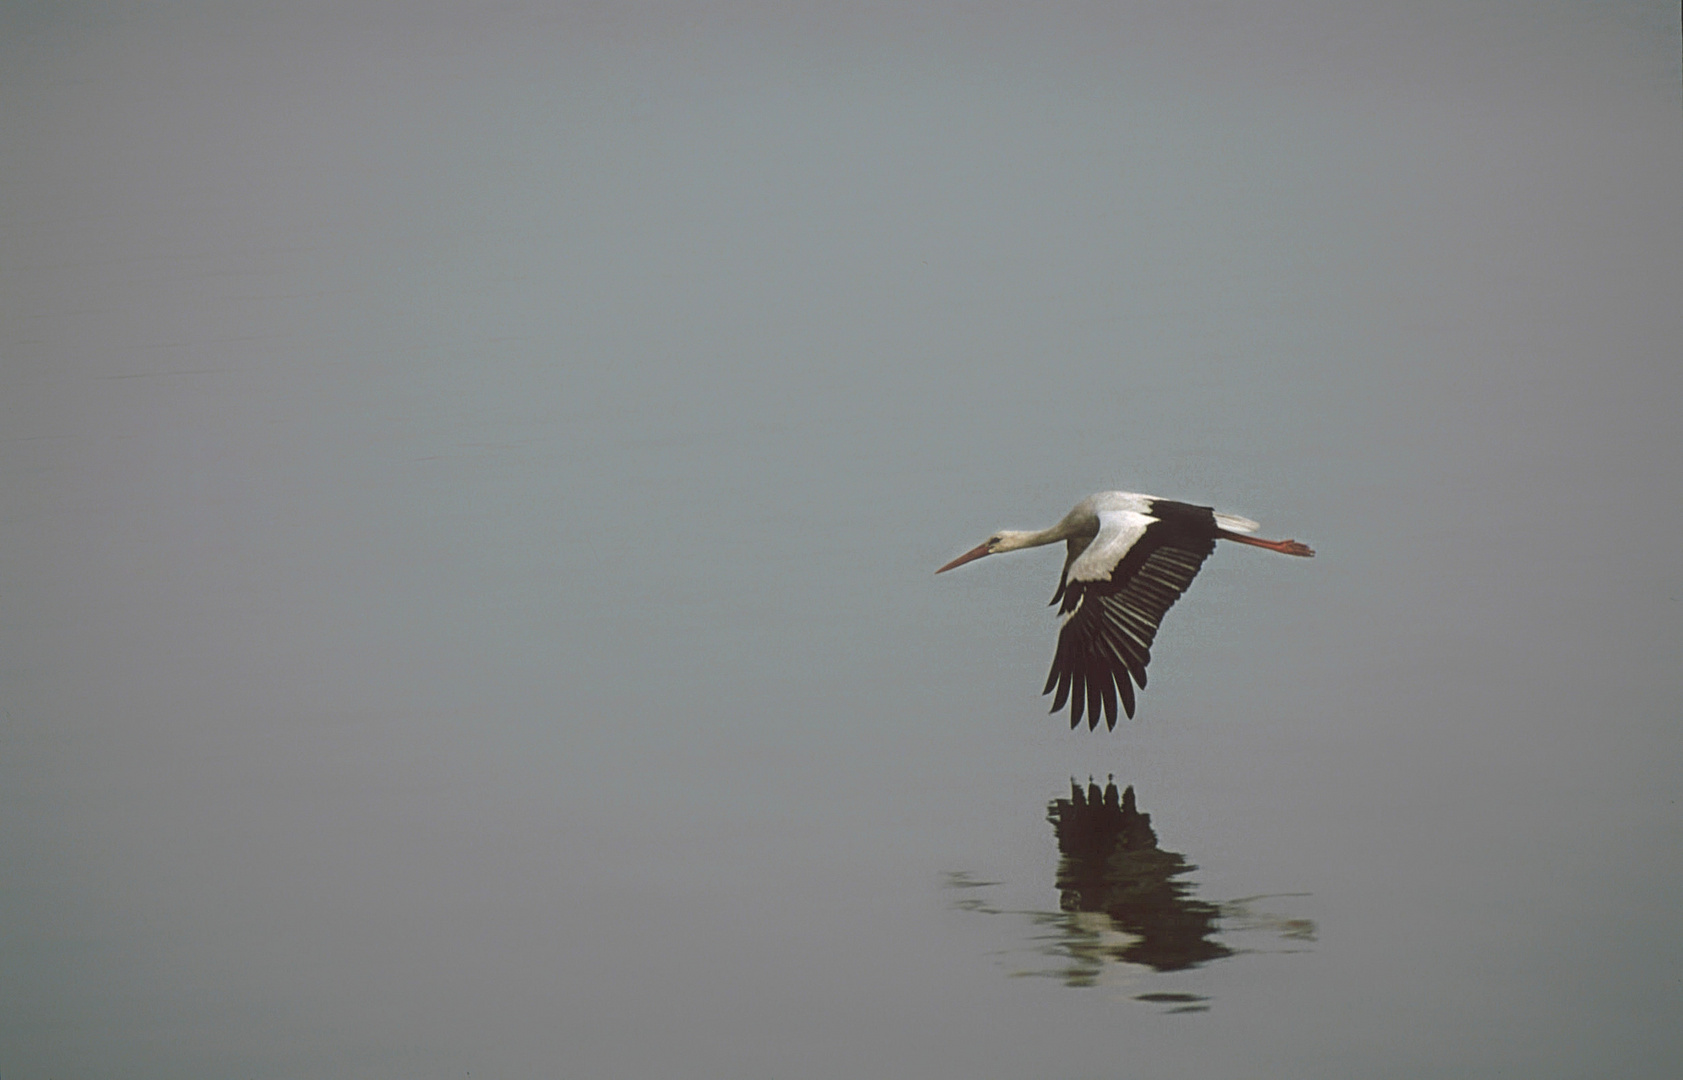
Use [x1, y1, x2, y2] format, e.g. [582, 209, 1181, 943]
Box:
[1047, 779, 1231, 972]
[1045, 502, 1218, 729]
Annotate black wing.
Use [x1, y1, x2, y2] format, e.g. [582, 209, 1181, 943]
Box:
[1043, 506, 1217, 730]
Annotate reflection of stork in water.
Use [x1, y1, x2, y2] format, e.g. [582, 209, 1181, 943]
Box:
[944, 780, 1315, 1000]
[1047, 778, 1232, 974]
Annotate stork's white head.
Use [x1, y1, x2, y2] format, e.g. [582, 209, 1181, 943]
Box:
[935, 530, 1039, 573]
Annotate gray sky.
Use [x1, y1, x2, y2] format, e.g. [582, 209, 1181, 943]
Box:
[2, 3, 1680, 1078]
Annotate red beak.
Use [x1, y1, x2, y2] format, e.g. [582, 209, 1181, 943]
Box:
[936, 543, 993, 574]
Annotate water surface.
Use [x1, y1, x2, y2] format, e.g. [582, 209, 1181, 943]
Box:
[2, 3, 1680, 1078]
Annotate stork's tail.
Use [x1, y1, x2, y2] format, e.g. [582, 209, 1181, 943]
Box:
[1213, 512, 1260, 534]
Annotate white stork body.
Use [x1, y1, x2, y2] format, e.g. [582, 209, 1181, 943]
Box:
[937, 491, 1313, 730]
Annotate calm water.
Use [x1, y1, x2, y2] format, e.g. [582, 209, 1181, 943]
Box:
[3, 4, 1680, 1077]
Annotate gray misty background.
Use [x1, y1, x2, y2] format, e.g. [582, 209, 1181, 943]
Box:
[2, 2, 1680, 1078]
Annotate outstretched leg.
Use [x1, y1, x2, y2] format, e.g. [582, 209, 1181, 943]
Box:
[1216, 529, 1315, 557]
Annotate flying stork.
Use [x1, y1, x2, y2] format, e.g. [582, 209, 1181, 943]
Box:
[937, 491, 1313, 729]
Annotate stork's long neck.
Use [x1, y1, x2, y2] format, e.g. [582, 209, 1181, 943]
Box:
[994, 513, 1092, 553]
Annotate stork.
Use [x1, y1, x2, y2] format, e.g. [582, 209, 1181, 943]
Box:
[937, 492, 1313, 729]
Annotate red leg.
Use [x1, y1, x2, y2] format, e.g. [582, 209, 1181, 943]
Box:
[1216, 529, 1315, 557]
